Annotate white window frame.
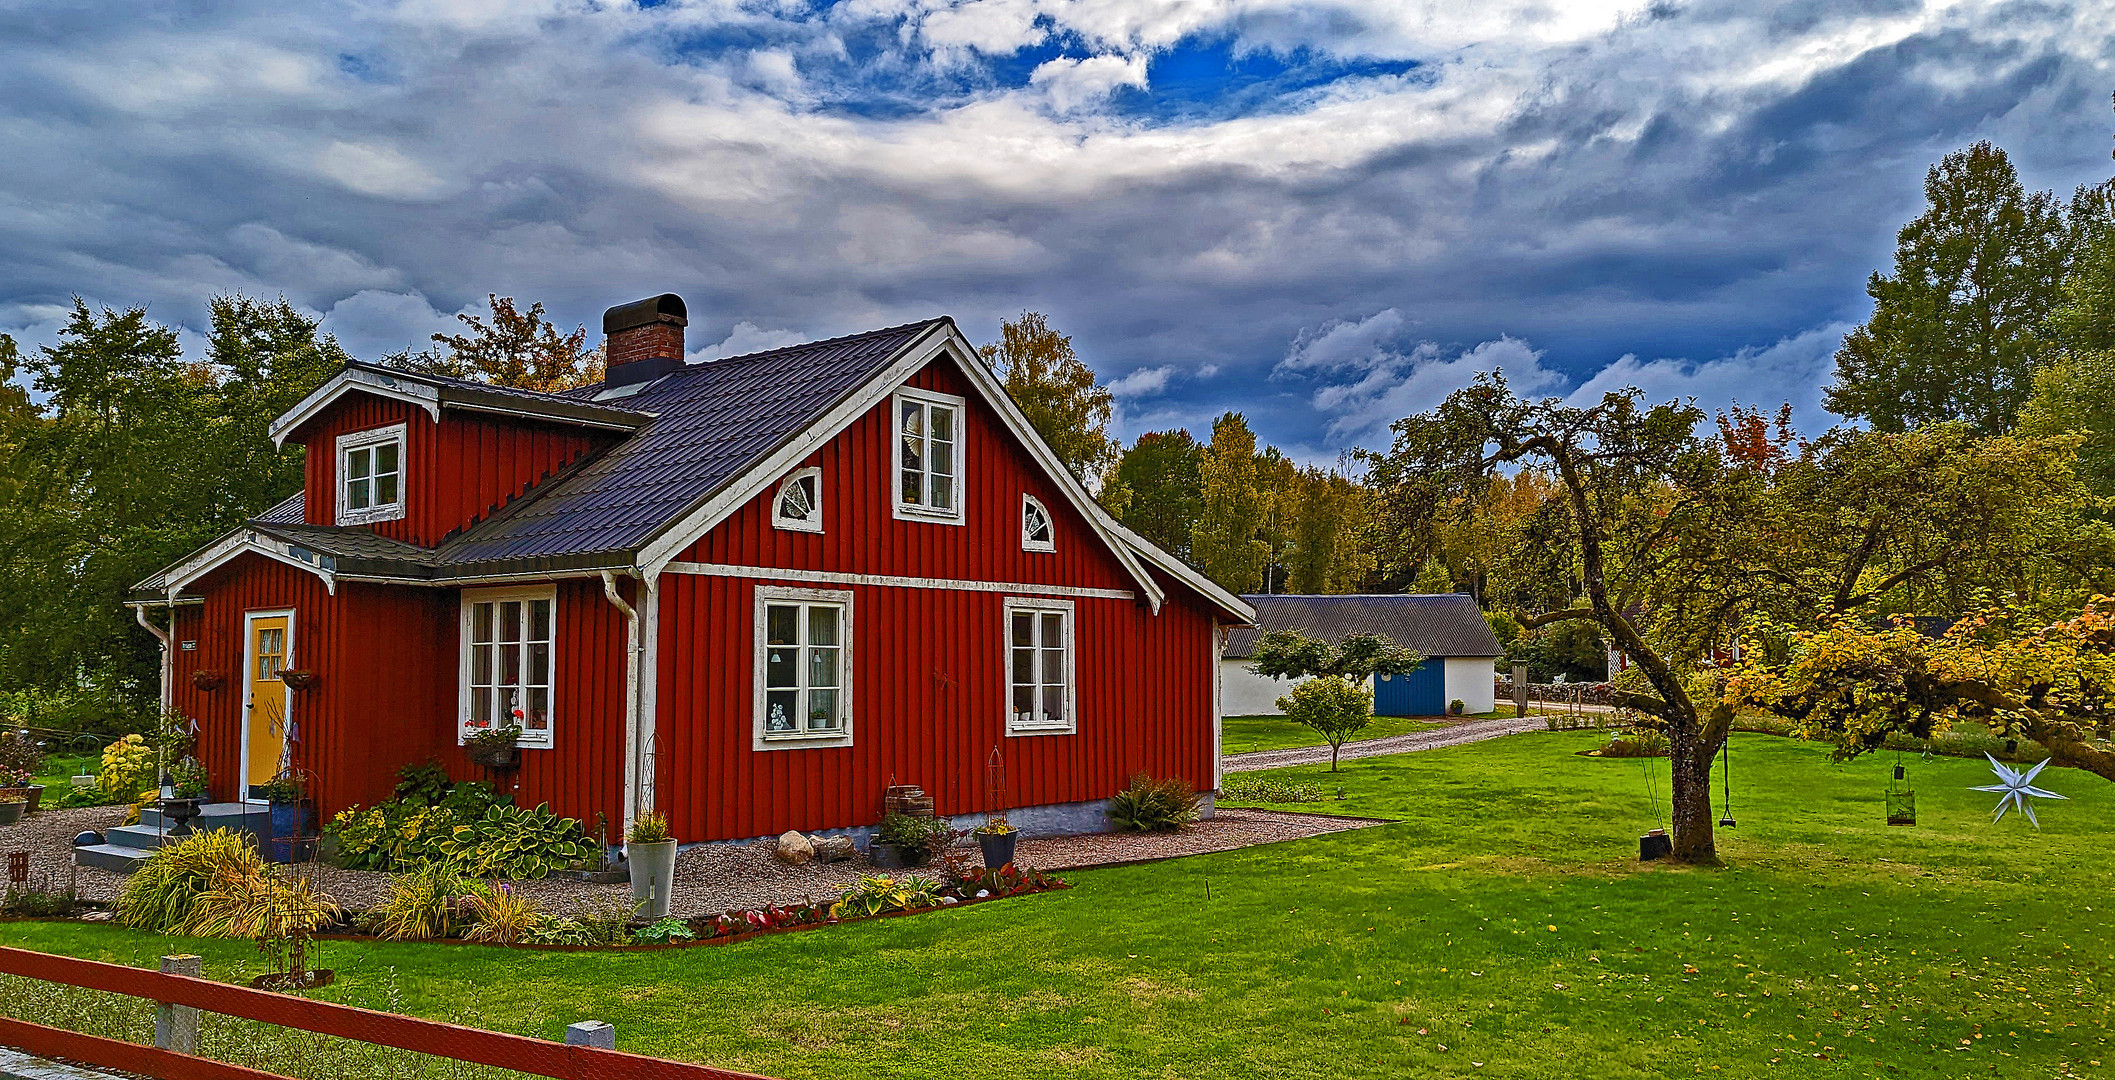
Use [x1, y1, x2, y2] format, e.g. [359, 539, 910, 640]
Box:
[772, 467, 824, 534]
[1003, 596, 1077, 736]
[1021, 493, 1055, 553]
[753, 585, 855, 750]
[891, 387, 966, 525]
[458, 586, 557, 749]
[335, 423, 407, 526]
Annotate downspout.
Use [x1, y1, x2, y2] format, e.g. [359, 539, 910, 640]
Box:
[135, 605, 173, 715]
[600, 570, 651, 840]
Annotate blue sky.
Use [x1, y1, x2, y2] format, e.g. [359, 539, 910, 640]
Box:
[1, 0, 2109, 461]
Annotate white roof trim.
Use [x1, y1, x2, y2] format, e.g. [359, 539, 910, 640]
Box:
[635, 323, 1168, 612]
[1100, 516, 1256, 624]
[271, 367, 440, 447]
[160, 528, 339, 597]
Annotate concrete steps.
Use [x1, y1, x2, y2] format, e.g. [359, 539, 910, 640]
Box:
[73, 802, 273, 874]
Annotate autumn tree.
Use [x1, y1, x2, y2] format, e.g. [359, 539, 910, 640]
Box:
[1826, 142, 2071, 433]
[980, 311, 1117, 483]
[388, 295, 604, 392]
[1190, 412, 1270, 593]
[2017, 180, 2115, 496]
[1730, 603, 2115, 784]
[1283, 467, 1376, 594]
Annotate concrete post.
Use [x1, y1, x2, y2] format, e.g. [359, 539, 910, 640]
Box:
[565, 1021, 615, 1050]
[154, 955, 202, 1055]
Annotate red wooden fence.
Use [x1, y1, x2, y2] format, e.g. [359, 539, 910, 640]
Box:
[0, 946, 777, 1080]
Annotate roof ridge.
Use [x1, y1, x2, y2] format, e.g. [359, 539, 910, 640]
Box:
[342, 358, 599, 406]
[679, 317, 948, 372]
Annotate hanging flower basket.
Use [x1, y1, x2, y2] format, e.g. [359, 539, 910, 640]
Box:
[191, 670, 225, 692]
[464, 724, 523, 771]
[278, 669, 317, 691]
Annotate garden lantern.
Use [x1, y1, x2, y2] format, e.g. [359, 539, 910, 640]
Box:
[1885, 760, 1916, 826]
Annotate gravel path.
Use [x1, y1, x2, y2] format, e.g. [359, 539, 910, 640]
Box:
[1222, 716, 1548, 773]
[0, 806, 1377, 920]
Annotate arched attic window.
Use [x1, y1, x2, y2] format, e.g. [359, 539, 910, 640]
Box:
[1022, 494, 1054, 552]
[774, 468, 823, 533]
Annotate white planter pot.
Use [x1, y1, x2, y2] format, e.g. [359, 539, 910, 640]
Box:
[627, 839, 678, 920]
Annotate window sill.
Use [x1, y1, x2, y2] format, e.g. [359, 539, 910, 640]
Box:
[892, 504, 965, 526]
[338, 506, 406, 526]
[755, 730, 854, 751]
[1006, 724, 1075, 738]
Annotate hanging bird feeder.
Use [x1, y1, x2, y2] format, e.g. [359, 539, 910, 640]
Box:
[1885, 759, 1916, 826]
[1717, 741, 1737, 828]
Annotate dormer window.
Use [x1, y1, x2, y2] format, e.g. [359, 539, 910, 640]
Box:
[1022, 494, 1054, 552]
[774, 467, 823, 533]
[336, 424, 406, 525]
[893, 388, 965, 524]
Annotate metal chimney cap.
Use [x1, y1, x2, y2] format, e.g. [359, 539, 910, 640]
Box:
[602, 294, 687, 334]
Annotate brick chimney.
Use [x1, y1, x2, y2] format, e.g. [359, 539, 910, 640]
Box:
[601, 293, 688, 389]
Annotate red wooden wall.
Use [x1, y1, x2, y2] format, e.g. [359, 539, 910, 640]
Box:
[292, 394, 612, 547]
[166, 556, 629, 828]
[655, 355, 1220, 842]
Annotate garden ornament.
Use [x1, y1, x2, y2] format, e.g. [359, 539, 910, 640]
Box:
[1970, 754, 2066, 827]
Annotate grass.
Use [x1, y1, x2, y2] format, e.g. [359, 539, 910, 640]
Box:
[1, 731, 2110, 1079]
[1221, 713, 1450, 755]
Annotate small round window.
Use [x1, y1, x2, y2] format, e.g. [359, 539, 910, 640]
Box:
[773, 468, 822, 533]
[1022, 494, 1054, 552]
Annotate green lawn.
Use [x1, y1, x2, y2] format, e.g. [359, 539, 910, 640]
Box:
[2, 732, 2110, 1079]
[1220, 712, 1452, 754]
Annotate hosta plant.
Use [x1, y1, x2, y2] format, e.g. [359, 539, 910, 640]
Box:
[830, 874, 943, 919]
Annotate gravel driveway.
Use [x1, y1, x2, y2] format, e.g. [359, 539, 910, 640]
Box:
[1222, 715, 1548, 773]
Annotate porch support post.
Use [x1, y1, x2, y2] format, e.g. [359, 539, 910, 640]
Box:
[135, 605, 174, 715]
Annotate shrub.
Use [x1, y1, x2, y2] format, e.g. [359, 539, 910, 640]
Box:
[567, 897, 639, 946]
[372, 865, 488, 941]
[431, 802, 591, 879]
[1277, 675, 1374, 771]
[634, 916, 696, 944]
[97, 735, 153, 800]
[874, 812, 951, 857]
[1598, 729, 1670, 758]
[830, 874, 942, 919]
[1107, 773, 1199, 833]
[521, 918, 594, 946]
[956, 863, 1065, 898]
[325, 784, 585, 879]
[1219, 773, 1327, 803]
[117, 830, 264, 933]
[459, 883, 547, 944]
[0, 732, 42, 779]
[627, 812, 672, 844]
[392, 760, 453, 806]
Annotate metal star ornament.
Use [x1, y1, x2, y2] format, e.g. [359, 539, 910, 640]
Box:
[1970, 754, 2067, 827]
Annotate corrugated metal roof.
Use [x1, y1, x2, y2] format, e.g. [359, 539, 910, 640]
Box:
[1224, 594, 1503, 659]
[429, 319, 946, 570]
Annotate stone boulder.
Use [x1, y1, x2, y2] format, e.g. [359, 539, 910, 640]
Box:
[774, 830, 814, 865]
[812, 835, 855, 863]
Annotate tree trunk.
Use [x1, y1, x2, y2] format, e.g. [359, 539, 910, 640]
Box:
[1666, 727, 1719, 864]
[1330, 739, 1343, 772]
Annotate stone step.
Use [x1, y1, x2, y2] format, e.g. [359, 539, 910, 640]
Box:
[137, 803, 270, 836]
[101, 824, 184, 850]
[72, 843, 151, 874]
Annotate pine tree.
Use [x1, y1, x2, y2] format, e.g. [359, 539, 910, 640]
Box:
[1826, 142, 2070, 433]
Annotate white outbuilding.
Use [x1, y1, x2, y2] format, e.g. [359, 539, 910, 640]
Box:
[1221, 593, 1503, 718]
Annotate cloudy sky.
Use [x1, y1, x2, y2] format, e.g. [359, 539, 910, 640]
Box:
[2, 0, 2110, 459]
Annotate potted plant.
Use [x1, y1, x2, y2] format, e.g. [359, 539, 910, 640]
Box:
[464, 724, 522, 770]
[262, 771, 315, 862]
[170, 756, 211, 800]
[0, 790, 24, 827]
[974, 815, 1018, 868]
[869, 812, 947, 869]
[626, 813, 679, 920]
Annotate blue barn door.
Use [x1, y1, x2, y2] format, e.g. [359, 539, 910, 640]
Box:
[1373, 658, 1446, 717]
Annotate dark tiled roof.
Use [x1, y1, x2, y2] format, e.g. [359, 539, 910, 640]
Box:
[344, 360, 656, 431]
[430, 319, 947, 572]
[254, 492, 304, 524]
[1224, 594, 1503, 659]
[253, 523, 438, 576]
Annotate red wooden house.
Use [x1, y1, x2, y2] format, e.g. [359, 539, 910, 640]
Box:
[124, 295, 1252, 849]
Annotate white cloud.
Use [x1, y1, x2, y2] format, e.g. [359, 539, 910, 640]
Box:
[1107, 363, 1177, 397]
[1029, 54, 1149, 112]
[1278, 309, 1563, 443]
[693, 321, 811, 362]
[321, 290, 457, 360]
[1566, 322, 1853, 432]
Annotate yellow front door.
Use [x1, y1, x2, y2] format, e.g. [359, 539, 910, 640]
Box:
[244, 614, 291, 799]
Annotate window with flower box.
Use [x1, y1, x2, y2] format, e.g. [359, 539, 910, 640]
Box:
[459, 587, 555, 749]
